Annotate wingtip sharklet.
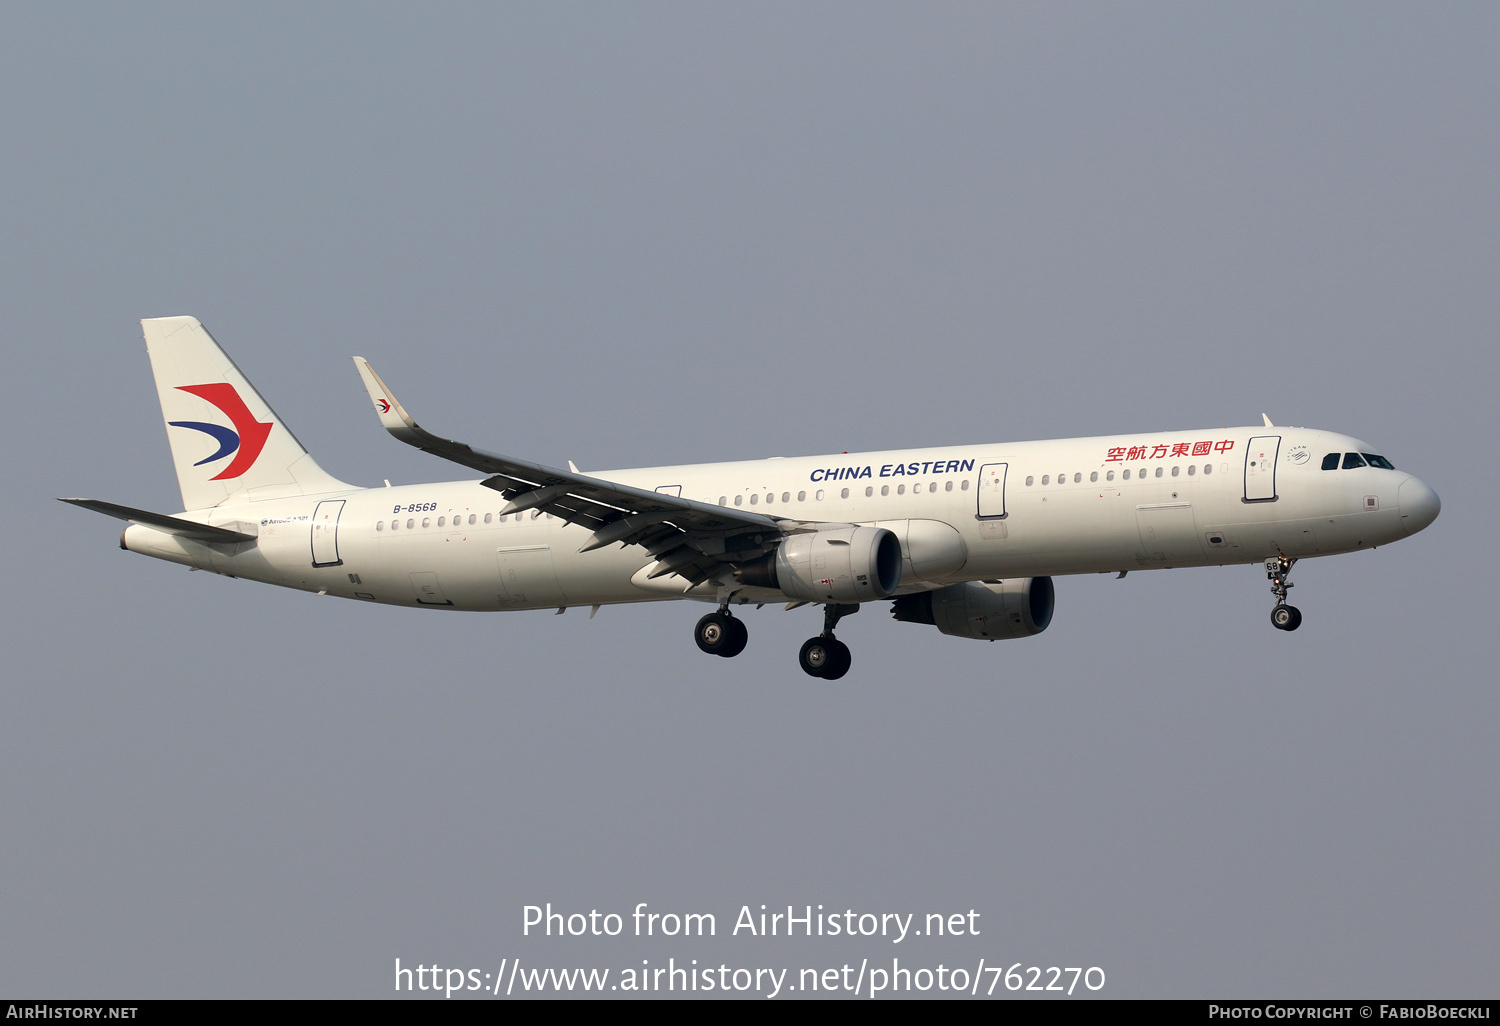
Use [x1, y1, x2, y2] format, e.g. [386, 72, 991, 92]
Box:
[352, 356, 425, 442]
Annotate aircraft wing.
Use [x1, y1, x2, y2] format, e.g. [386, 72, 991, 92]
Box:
[353, 357, 786, 590]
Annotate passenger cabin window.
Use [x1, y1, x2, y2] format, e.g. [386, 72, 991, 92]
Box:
[1343, 452, 1368, 470]
[797, 491, 806, 501]
[1363, 453, 1396, 470]
[1025, 476, 1033, 487]
[840, 488, 850, 499]
[1322, 453, 1341, 471]
[1041, 475, 1049, 485]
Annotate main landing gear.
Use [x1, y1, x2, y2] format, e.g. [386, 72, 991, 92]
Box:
[798, 603, 858, 680]
[693, 602, 860, 678]
[1266, 555, 1303, 632]
[695, 609, 748, 658]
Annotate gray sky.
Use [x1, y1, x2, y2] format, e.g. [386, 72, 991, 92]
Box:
[3, 3, 1495, 998]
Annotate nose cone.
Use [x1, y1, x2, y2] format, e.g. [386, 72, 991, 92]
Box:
[1398, 477, 1441, 536]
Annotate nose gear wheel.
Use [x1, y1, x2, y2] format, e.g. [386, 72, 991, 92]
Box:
[1266, 556, 1303, 632]
[1271, 604, 1302, 631]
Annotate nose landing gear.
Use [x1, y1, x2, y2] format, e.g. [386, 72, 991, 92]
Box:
[1266, 555, 1302, 632]
[798, 603, 858, 680]
[694, 609, 748, 657]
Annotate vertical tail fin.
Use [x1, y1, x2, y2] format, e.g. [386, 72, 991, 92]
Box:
[142, 316, 351, 510]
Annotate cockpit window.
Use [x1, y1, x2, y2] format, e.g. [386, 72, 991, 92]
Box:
[1342, 452, 1368, 469]
[1362, 453, 1396, 470]
[1321, 453, 1340, 470]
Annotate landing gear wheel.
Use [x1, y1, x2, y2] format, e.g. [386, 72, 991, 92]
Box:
[1270, 604, 1302, 632]
[799, 637, 832, 677]
[1264, 556, 1303, 632]
[719, 616, 748, 658]
[696, 611, 747, 656]
[821, 638, 852, 680]
[798, 637, 852, 679]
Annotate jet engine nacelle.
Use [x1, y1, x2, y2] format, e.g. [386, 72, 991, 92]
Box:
[737, 526, 903, 603]
[891, 577, 1055, 640]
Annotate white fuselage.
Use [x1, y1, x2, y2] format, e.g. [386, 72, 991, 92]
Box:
[123, 426, 1434, 612]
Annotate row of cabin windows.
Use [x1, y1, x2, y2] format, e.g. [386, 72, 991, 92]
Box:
[378, 511, 547, 531]
[374, 479, 979, 531]
[721, 480, 971, 506]
[1322, 452, 1396, 471]
[1024, 464, 1215, 487]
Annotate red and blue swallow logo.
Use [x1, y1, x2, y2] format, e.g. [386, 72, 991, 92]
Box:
[168, 383, 272, 480]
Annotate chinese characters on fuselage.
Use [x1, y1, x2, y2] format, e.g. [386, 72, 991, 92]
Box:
[1105, 440, 1235, 463]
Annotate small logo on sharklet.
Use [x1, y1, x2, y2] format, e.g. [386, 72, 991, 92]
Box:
[377, 397, 391, 413]
[168, 383, 273, 480]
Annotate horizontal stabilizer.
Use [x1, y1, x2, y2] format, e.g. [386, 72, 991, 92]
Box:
[58, 498, 256, 543]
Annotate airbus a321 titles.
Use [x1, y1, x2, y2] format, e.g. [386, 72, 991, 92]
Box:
[65, 317, 1441, 679]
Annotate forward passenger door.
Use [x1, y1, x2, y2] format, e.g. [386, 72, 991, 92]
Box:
[1244, 436, 1281, 502]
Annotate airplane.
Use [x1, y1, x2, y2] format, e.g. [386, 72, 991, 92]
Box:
[63, 316, 1441, 679]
